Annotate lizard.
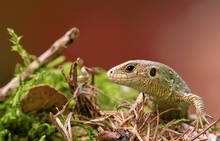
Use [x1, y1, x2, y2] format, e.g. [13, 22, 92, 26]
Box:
[107, 59, 210, 130]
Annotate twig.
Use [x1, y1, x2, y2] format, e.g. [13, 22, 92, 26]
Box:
[0, 27, 79, 102]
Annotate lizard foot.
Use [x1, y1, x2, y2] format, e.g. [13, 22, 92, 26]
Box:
[192, 113, 212, 131]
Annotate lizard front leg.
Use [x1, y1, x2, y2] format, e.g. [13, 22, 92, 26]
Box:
[177, 92, 210, 130]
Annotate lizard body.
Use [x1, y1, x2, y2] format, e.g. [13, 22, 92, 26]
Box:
[107, 60, 209, 129]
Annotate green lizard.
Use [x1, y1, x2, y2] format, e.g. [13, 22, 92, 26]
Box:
[107, 60, 210, 129]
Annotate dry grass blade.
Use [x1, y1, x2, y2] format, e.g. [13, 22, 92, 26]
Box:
[50, 112, 73, 141]
[55, 97, 74, 117]
[152, 105, 160, 140]
[137, 113, 151, 133]
[168, 131, 175, 141]
[72, 119, 105, 127]
[175, 129, 189, 141]
[133, 128, 143, 141]
[145, 121, 151, 141]
[157, 120, 175, 139]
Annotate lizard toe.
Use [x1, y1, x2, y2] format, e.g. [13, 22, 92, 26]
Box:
[193, 113, 210, 131]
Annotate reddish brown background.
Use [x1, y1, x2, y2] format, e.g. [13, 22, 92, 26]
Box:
[1, 1, 220, 121]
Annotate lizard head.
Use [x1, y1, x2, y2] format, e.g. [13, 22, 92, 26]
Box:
[107, 60, 174, 95]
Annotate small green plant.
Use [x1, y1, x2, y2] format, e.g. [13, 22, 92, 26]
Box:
[0, 29, 64, 140]
[7, 28, 37, 75]
[0, 28, 138, 140]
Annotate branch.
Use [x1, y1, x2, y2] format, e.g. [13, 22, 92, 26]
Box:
[0, 27, 80, 102]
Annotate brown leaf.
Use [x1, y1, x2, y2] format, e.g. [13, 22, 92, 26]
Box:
[20, 84, 68, 114]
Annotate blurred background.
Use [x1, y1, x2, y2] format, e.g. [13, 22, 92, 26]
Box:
[0, 1, 220, 121]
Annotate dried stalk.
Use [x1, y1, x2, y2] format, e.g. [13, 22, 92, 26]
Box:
[0, 27, 79, 102]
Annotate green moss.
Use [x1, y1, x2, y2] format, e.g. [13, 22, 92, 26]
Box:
[7, 28, 37, 75]
[0, 28, 145, 140]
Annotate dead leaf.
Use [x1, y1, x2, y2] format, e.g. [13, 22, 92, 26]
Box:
[20, 84, 68, 114]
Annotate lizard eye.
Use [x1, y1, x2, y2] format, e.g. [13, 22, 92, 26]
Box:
[125, 65, 135, 73]
[150, 68, 156, 77]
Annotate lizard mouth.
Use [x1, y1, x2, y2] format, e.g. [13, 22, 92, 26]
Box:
[107, 69, 136, 85]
